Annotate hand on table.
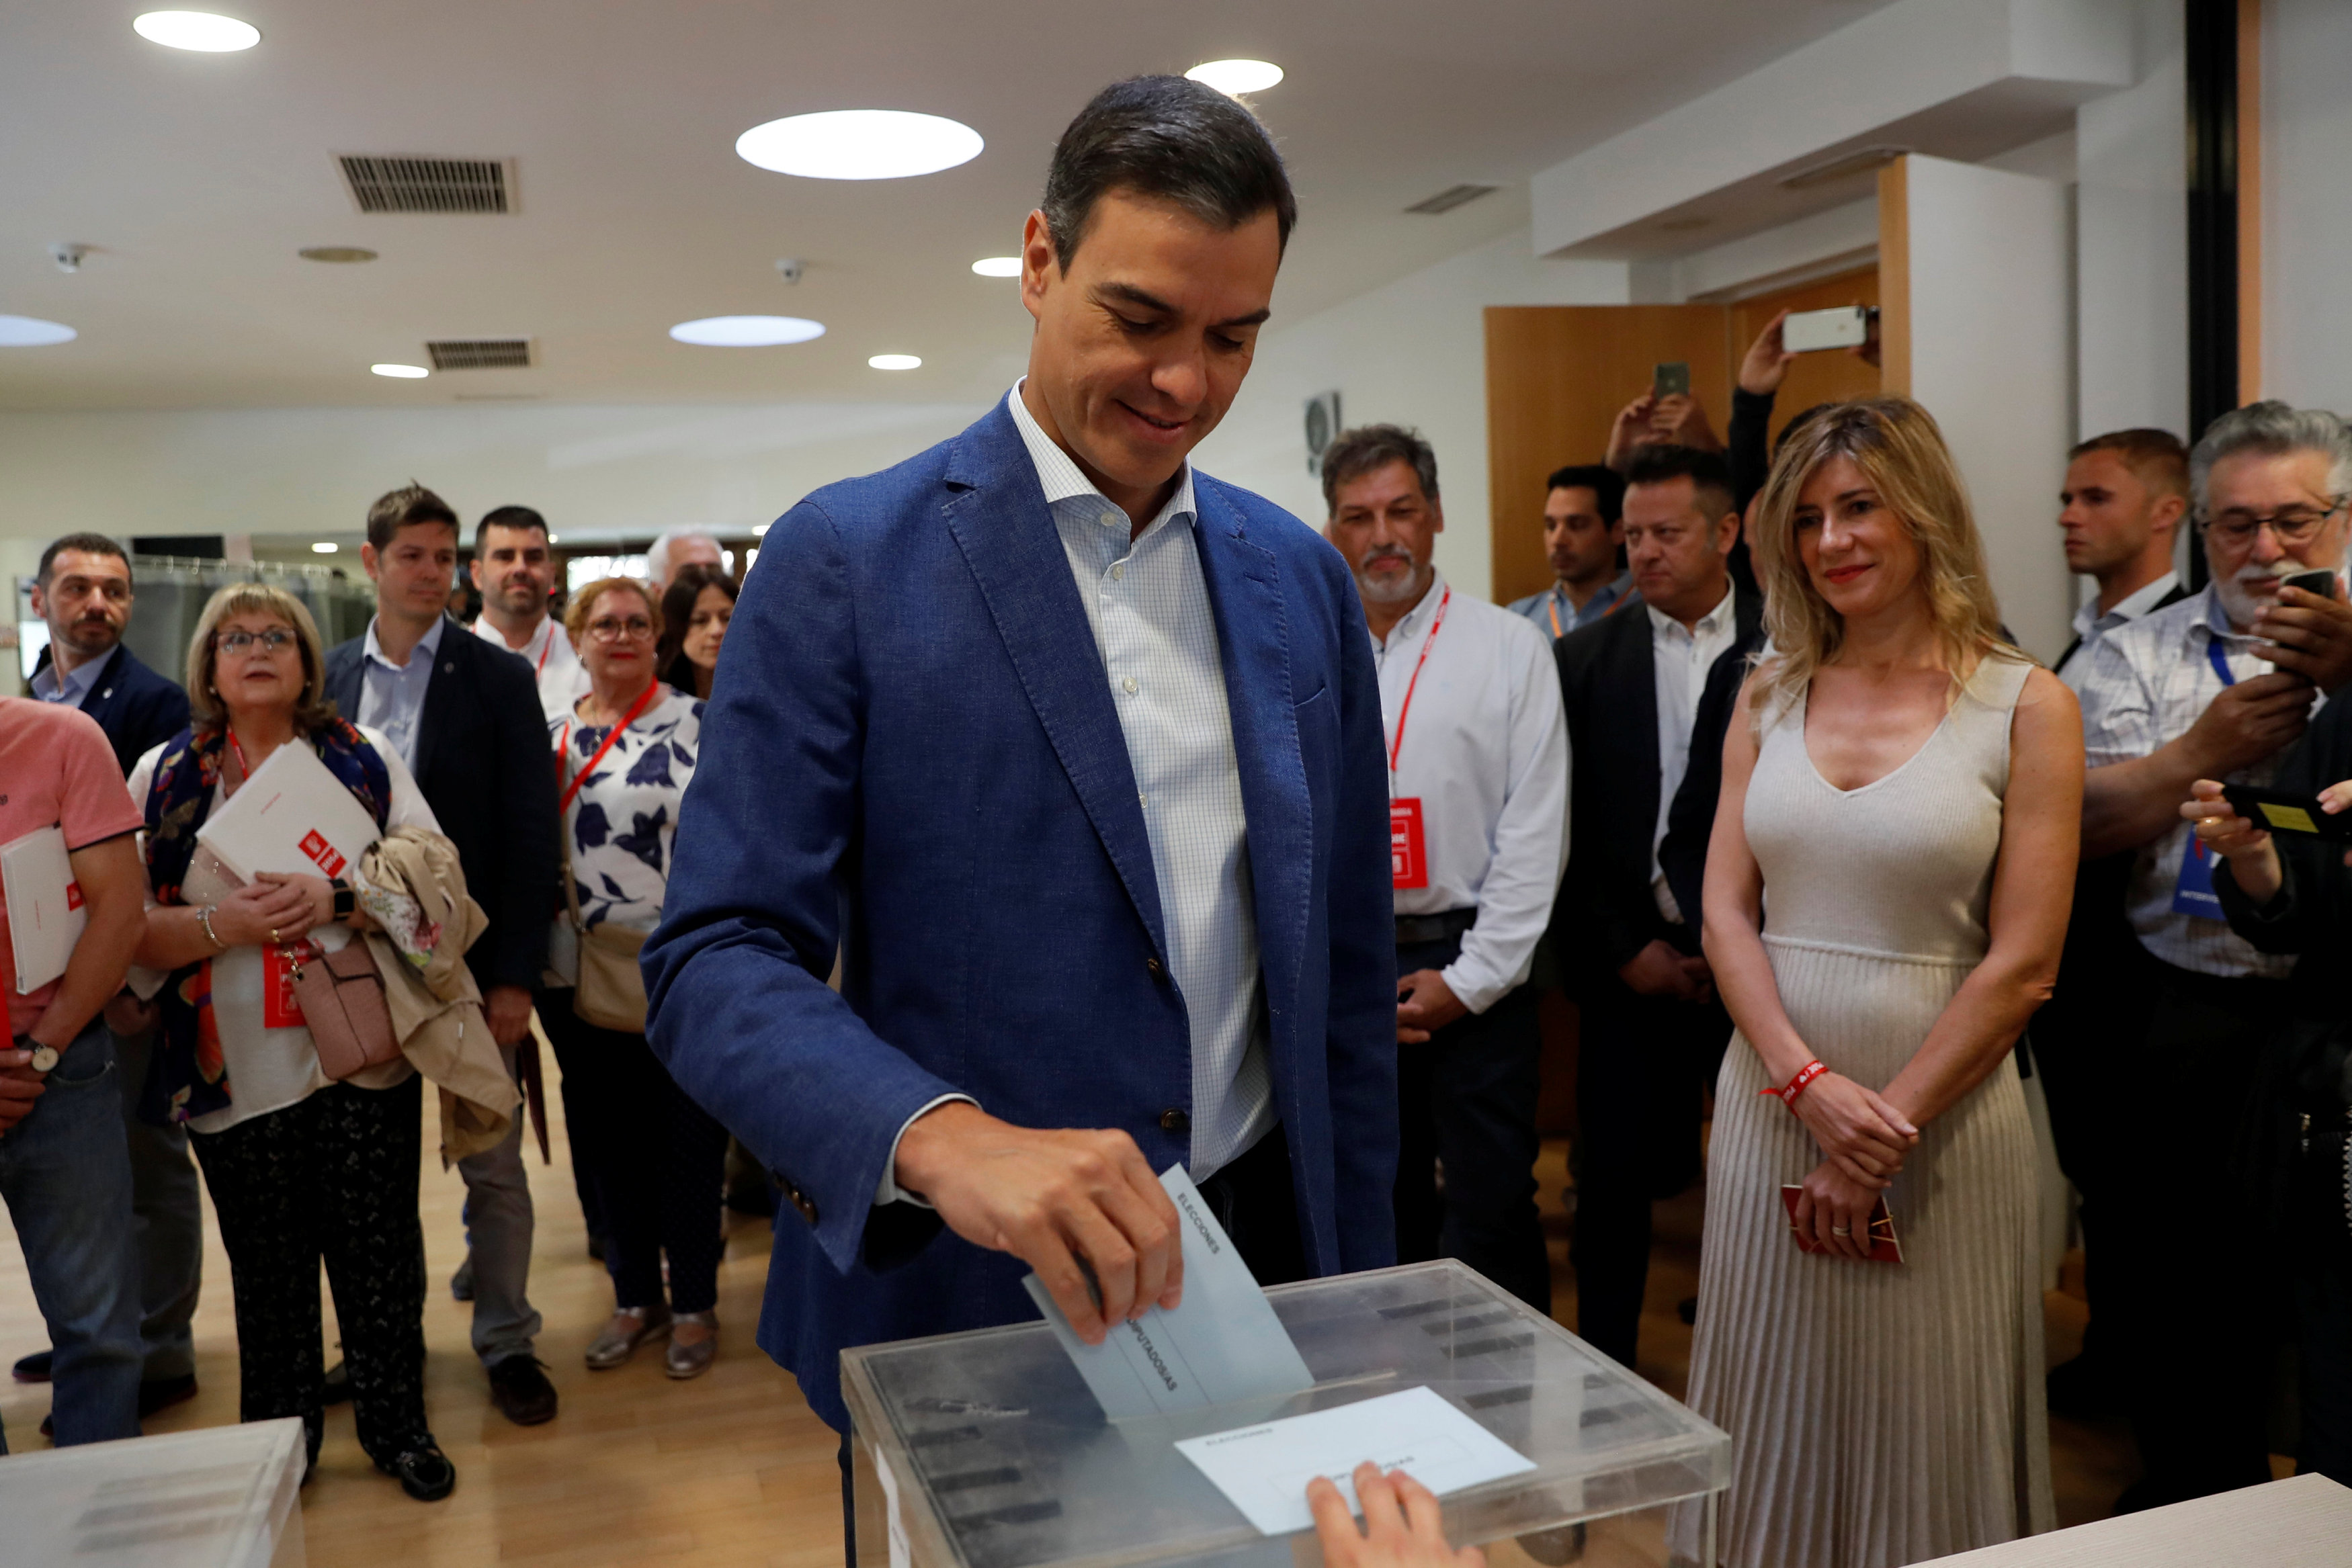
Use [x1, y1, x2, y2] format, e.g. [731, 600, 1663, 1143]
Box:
[1395, 969, 1467, 1045]
[892, 1102, 1181, 1344]
[1789, 1070, 1917, 1189]
[1309, 1464, 1484, 1568]
[1791, 1159, 1882, 1261]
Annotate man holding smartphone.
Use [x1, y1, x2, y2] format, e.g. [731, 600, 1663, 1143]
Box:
[2073, 401, 2352, 1512]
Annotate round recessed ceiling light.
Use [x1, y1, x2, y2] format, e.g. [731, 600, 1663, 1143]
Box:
[735, 110, 983, 181]
[669, 315, 826, 347]
[1185, 59, 1284, 95]
[0, 316, 77, 347]
[970, 256, 1021, 278]
[312, 541, 339, 554]
[868, 354, 922, 371]
[132, 11, 261, 51]
[370, 362, 429, 379]
[299, 247, 378, 263]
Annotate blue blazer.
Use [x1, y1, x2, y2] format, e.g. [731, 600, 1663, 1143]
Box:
[644, 400, 1398, 1430]
[38, 643, 190, 779]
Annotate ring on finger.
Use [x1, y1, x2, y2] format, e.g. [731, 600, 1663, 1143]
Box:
[1831, 1225, 1851, 1237]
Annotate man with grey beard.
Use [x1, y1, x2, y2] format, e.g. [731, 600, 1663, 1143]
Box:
[2074, 400, 2352, 1513]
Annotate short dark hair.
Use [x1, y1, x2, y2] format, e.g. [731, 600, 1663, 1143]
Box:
[38, 532, 132, 588]
[366, 483, 460, 552]
[1624, 445, 1736, 523]
[1544, 464, 1624, 524]
[2072, 427, 2190, 500]
[475, 505, 548, 554]
[1320, 424, 1438, 517]
[1042, 75, 1296, 271]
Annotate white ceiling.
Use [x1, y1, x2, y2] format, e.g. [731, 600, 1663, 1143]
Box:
[0, 0, 1895, 412]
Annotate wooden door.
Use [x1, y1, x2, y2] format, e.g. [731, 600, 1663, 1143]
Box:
[1484, 305, 1730, 607]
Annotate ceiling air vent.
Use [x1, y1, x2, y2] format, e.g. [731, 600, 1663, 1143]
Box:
[339, 155, 513, 214]
[425, 338, 532, 371]
[1404, 183, 1498, 216]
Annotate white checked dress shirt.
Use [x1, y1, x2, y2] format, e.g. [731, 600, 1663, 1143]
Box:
[1375, 571, 1570, 1013]
[2056, 570, 2178, 693]
[874, 386, 1275, 1201]
[474, 613, 590, 722]
[355, 615, 446, 773]
[2078, 582, 2330, 977]
[1649, 585, 1739, 922]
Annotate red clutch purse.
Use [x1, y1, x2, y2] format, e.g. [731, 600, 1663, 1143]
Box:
[1779, 1185, 1903, 1263]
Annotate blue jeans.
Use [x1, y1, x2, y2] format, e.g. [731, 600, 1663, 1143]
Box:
[0, 1020, 142, 1450]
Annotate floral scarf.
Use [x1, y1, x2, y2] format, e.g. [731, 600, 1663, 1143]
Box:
[139, 719, 390, 1125]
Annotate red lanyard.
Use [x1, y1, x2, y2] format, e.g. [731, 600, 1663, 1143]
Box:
[1546, 584, 1626, 639]
[1387, 586, 1450, 774]
[534, 628, 554, 679]
[559, 682, 660, 814]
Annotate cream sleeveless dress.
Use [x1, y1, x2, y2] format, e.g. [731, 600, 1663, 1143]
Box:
[1673, 654, 2053, 1568]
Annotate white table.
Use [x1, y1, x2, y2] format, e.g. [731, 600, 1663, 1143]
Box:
[1919, 1473, 2352, 1566]
[0, 1416, 306, 1567]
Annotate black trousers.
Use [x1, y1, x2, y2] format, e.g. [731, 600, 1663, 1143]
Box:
[839, 1123, 1302, 1563]
[1393, 934, 1550, 1313]
[540, 991, 732, 1315]
[190, 1074, 429, 1468]
[1570, 969, 1728, 1369]
[2103, 959, 2291, 1504]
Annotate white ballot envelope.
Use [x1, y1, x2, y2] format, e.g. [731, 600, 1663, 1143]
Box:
[1, 826, 85, 994]
[1175, 1385, 1538, 1536]
[195, 740, 380, 885]
[1023, 1164, 1314, 1420]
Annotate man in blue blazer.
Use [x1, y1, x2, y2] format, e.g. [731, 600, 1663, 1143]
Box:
[646, 77, 1397, 1435]
[27, 535, 190, 776]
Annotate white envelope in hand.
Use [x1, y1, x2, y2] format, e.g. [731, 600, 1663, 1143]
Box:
[195, 740, 381, 885]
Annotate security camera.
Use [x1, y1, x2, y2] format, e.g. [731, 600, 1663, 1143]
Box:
[775, 257, 804, 286]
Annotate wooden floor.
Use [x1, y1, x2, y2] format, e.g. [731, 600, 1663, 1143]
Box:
[0, 1055, 2280, 1565]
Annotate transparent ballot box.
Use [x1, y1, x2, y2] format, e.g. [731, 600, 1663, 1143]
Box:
[0, 1415, 306, 1567]
[843, 1260, 1730, 1568]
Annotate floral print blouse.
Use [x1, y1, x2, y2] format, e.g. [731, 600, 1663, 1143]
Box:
[548, 687, 702, 982]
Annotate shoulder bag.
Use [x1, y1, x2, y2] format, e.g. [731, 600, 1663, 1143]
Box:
[294, 941, 402, 1080]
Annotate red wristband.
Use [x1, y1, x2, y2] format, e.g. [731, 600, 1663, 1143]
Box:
[1759, 1059, 1826, 1108]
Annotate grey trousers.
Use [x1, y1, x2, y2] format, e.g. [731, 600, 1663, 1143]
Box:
[455, 1040, 541, 1366]
[110, 1026, 203, 1381]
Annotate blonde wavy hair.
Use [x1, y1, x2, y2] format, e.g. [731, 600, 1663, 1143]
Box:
[185, 582, 338, 735]
[1748, 396, 2019, 717]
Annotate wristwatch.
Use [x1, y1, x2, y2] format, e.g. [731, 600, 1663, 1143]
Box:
[331, 878, 356, 920]
[28, 1044, 58, 1073]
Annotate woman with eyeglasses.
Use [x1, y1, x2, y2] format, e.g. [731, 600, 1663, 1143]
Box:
[540, 576, 730, 1379]
[128, 584, 456, 1500]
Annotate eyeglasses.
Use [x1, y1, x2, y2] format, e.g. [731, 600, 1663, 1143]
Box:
[214, 628, 297, 656]
[2197, 498, 2350, 546]
[585, 615, 655, 643]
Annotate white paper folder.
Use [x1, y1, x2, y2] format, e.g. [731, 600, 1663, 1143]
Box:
[2, 826, 86, 994]
[194, 740, 382, 887]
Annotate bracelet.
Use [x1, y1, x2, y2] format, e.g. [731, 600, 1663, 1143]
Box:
[1759, 1058, 1827, 1108]
[197, 905, 228, 951]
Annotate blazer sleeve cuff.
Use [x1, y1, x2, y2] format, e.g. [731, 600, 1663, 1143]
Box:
[872, 1094, 980, 1207]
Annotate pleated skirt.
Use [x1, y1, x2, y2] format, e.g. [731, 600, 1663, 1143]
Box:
[1670, 934, 2054, 1568]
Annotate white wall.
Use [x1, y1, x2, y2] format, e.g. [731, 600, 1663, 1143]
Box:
[2263, 0, 2352, 412]
[2075, 0, 2187, 441]
[1195, 229, 1629, 603]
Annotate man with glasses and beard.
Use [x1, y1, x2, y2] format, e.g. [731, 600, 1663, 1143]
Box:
[2074, 402, 2352, 1512]
[1321, 423, 1568, 1313]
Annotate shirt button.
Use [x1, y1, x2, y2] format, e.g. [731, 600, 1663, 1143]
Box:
[1159, 1108, 1190, 1134]
[1100, 512, 1121, 529]
[1111, 564, 1124, 581]
[1123, 677, 1138, 695]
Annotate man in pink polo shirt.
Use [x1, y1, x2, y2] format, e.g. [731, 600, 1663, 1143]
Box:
[0, 696, 149, 1448]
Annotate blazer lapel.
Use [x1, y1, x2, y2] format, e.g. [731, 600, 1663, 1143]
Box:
[78, 644, 129, 730]
[941, 408, 1169, 957]
[1191, 484, 1310, 1051]
[414, 617, 462, 779]
[1615, 609, 1662, 829]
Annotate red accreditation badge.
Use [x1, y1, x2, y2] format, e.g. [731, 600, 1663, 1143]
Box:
[1391, 797, 1429, 889]
[262, 942, 319, 1030]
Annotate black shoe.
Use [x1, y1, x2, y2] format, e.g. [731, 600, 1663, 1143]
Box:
[450, 1257, 475, 1303]
[138, 1373, 198, 1418]
[321, 1360, 352, 1404]
[377, 1440, 457, 1502]
[13, 1350, 52, 1384]
[487, 1354, 559, 1427]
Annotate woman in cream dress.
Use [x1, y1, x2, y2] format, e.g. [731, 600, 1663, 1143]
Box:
[1675, 398, 2081, 1568]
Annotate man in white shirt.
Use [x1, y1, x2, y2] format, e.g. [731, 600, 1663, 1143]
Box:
[468, 505, 589, 722]
[1552, 445, 1757, 1370]
[2035, 428, 2191, 1420]
[1320, 423, 1568, 1311]
[2074, 402, 2352, 1510]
